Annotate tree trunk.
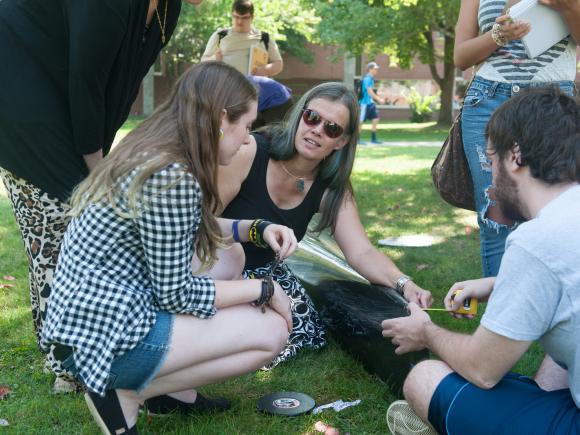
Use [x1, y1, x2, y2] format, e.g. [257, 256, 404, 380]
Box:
[437, 62, 455, 126]
[436, 35, 456, 127]
[424, 32, 455, 126]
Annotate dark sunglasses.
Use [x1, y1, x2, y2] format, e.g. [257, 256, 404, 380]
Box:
[301, 108, 345, 139]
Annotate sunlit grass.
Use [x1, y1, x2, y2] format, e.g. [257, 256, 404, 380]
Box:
[0, 140, 542, 434]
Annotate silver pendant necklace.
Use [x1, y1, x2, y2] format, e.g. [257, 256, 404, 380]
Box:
[279, 161, 313, 193]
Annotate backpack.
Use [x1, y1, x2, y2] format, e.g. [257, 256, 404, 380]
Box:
[217, 28, 270, 51]
[354, 78, 363, 100]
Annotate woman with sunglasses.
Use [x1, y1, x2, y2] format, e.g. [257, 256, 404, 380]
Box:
[218, 82, 433, 367]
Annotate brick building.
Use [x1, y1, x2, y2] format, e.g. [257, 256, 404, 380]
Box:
[131, 43, 580, 121]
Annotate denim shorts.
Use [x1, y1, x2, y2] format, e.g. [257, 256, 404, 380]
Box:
[428, 372, 580, 434]
[461, 76, 576, 277]
[62, 311, 174, 392]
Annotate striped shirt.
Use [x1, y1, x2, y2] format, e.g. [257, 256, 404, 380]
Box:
[477, 0, 577, 83]
[41, 163, 216, 395]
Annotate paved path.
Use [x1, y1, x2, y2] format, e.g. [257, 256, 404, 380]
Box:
[358, 140, 442, 147]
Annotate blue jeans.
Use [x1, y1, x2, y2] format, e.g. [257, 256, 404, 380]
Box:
[461, 76, 576, 277]
[62, 311, 174, 392]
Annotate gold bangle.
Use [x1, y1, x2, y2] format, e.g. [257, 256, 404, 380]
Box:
[491, 23, 508, 47]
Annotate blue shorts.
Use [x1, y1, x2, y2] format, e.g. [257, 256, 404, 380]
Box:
[360, 103, 378, 122]
[63, 311, 174, 392]
[428, 372, 580, 434]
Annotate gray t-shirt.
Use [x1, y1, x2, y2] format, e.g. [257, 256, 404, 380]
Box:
[482, 185, 580, 407]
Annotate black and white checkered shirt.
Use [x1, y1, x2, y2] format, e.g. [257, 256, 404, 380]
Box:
[41, 163, 216, 395]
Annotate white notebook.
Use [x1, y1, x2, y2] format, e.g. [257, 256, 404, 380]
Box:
[509, 0, 570, 58]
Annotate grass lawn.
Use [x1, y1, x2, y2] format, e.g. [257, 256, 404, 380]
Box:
[114, 118, 448, 146]
[359, 121, 448, 143]
[0, 142, 542, 434]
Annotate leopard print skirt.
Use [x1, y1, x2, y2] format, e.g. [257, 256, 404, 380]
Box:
[0, 168, 76, 383]
[244, 261, 327, 368]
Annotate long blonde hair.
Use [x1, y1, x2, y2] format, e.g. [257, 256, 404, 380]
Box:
[69, 61, 257, 267]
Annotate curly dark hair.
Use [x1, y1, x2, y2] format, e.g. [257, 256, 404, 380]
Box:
[486, 87, 580, 185]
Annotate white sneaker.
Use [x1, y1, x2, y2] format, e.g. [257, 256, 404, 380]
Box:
[386, 400, 438, 435]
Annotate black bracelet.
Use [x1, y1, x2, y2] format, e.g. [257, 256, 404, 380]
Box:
[253, 278, 274, 313]
[249, 219, 273, 248]
[256, 219, 273, 248]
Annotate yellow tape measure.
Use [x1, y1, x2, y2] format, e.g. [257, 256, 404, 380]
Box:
[422, 290, 478, 315]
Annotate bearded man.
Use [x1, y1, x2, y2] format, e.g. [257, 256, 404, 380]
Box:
[382, 87, 580, 435]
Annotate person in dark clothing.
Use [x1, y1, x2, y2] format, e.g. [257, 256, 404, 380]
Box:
[0, 0, 203, 392]
[247, 75, 293, 129]
[218, 82, 433, 367]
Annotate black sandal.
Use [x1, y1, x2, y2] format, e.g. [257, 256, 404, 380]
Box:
[144, 393, 230, 416]
[84, 390, 138, 434]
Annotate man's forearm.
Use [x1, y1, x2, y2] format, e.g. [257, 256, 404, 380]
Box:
[423, 322, 498, 388]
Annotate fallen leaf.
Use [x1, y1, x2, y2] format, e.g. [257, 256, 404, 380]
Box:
[0, 284, 14, 289]
[416, 264, 430, 271]
[2, 276, 15, 281]
[0, 385, 12, 400]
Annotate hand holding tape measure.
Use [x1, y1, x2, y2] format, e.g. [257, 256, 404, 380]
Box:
[421, 290, 478, 316]
[421, 277, 496, 318]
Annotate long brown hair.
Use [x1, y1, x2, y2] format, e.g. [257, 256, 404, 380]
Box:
[70, 61, 257, 267]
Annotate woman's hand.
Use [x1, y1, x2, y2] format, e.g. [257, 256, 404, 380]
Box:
[262, 224, 298, 260]
[268, 281, 293, 332]
[444, 277, 495, 319]
[494, 13, 531, 42]
[403, 282, 433, 309]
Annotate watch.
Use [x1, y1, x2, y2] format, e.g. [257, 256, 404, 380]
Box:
[395, 275, 411, 295]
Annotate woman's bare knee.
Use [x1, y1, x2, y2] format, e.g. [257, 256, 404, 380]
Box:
[261, 309, 289, 356]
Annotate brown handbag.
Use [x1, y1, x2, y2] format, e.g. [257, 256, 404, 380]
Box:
[431, 110, 476, 211]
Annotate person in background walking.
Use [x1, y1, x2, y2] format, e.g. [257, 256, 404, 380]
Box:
[201, 0, 282, 77]
[359, 61, 386, 144]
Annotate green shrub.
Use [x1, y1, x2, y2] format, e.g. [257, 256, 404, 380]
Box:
[407, 88, 440, 123]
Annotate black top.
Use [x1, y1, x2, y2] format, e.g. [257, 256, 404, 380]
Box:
[222, 134, 329, 269]
[0, 0, 181, 201]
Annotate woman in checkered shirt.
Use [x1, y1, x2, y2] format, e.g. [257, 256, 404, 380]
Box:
[41, 62, 296, 434]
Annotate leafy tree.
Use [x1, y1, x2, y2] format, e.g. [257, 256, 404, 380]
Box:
[163, 0, 320, 77]
[312, 0, 460, 126]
